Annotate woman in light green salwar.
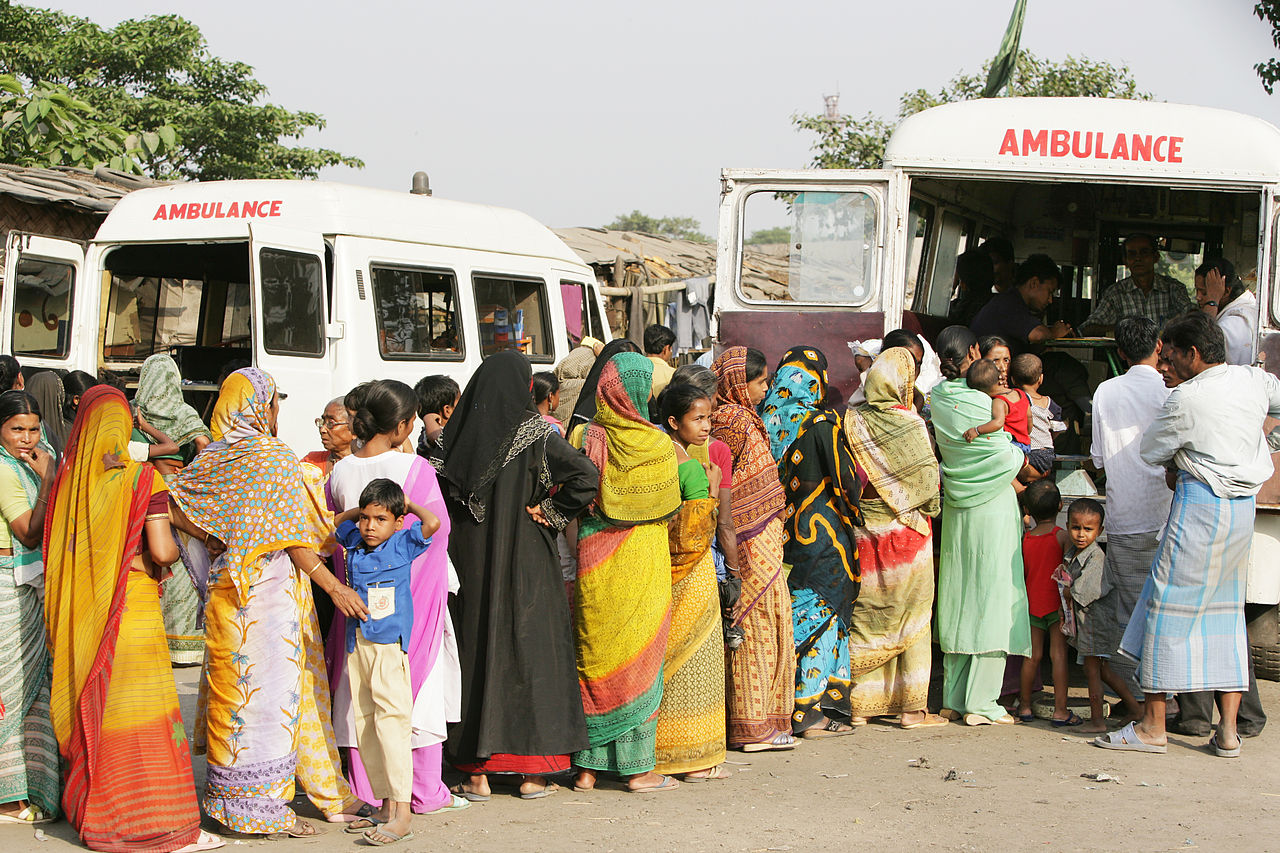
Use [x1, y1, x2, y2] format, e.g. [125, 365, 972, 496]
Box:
[929, 326, 1030, 726]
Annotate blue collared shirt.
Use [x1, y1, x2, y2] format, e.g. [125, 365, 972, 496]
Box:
[338, 519, 431, 653]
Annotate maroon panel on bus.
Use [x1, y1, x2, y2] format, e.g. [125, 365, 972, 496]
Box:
[716, 309, 887, 404]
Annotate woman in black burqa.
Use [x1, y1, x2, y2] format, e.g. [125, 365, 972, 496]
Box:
[442, 350, 599, 800]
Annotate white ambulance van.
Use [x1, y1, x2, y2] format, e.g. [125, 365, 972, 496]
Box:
[2, 180, 610, 452]
[713, 97, 1280, 676]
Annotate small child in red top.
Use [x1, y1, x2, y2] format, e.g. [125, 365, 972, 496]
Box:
[1017, 479, 1078, 726]
[962, 359, 1031, 452]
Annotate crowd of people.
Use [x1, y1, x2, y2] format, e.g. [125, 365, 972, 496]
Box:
[0, 244, 1277, 851]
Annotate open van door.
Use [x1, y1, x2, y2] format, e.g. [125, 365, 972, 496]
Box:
[248, 223, 331, 455]
[713, 168, 908, 399]
[1250, 189, 1280, 680]
[1, 232, 85, 372]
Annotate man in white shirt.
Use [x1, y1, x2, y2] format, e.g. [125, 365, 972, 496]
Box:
[1090, 318, 1170, 692]
[1098, 312, 1280, 757]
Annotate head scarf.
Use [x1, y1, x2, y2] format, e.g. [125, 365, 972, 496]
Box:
[553, 344, 597, 423]
[844, 348, 940, 533]
[580, 352, 680, 525]
[711, 346, 785, 537]
[442, 350, 553, 522]
[169, 369, 330, 596]
[43, 386, 164, 743]
[762, 346, 830, 460]
[569, 339, 641, 432]
[135, 354, 212, 448]
[27, 371, 70, 453]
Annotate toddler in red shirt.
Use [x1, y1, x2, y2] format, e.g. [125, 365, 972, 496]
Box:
[1017, 479, 1078, 726]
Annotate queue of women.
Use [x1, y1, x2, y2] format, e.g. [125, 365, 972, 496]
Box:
[0, 321, 1092, 852]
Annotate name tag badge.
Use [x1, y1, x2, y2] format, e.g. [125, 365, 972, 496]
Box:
[368, 586, 395, 620]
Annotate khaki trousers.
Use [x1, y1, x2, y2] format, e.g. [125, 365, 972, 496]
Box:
[348, 630, 413, 802]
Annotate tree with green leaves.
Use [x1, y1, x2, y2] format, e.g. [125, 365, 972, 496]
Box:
[794, 51, 1151, 170]
[0, 2, 362, 179]
[605, 210, 709, 242]
[746, 226, 790, 245]
[1255, 2, 1280, 93]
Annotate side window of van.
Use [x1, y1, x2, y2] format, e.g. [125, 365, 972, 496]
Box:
[473, 274, 551, 362]
[260, 249, 324, 356]
[12, 257, 74, 358]
[741, 190, 878, 305]
[370, 265, 463, 358]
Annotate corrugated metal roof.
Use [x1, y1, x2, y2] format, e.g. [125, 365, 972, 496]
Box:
[0, 164, 164, 213]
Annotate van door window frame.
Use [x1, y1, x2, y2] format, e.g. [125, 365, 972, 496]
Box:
[369, 261, 466, 362]
[471, 271, 554, 363]
[10, 253, 75, 359]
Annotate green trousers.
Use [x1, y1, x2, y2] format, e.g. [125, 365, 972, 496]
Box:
[942, 652, 1008, 721]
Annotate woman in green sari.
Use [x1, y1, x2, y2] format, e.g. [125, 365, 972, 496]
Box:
[930, 326, 1030, 726]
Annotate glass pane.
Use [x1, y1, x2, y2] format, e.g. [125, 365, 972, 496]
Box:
[260, 248, 323, 356]
[740, 189, 879, 304]
[473, 274, 551, 360]
[371, 265, 462, 358]
[921, 212, 966, 316]
[12, 257, 73, 357]
[102, 276, 207, 359]
[902, 199, 934, 310]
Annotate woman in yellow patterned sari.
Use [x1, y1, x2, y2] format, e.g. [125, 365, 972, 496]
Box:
[44, 385, 225, 852]
[169, 369, 368, 837]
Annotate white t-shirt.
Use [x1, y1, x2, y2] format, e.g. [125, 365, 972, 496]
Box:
[1091, 365, 1172, 535]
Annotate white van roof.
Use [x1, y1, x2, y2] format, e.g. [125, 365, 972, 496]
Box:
[94, 179, 586, 264]
[883, 97, 1280, 187]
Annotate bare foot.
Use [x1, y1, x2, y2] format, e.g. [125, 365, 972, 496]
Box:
[519, 775, 558, 797]
[573, 768, 598, 791]
[1080, 720, 1108, 734]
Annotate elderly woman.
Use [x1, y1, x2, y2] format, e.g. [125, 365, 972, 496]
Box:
[844, 348, 946, 728]
[303, 397, 355, 483]
[930, 327, 1029, 727]
[169, 369, 367, 836]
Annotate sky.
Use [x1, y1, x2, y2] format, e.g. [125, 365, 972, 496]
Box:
[57, 1, 1280, 233]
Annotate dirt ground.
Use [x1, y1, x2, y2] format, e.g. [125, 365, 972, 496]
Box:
[5, 666, 1280, 853]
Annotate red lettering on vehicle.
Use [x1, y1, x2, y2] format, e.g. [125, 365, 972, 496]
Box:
[153, 205, 167, 220]
[1130, 134, 1152, 161]
[269, 200, 282, 217]
[226, 202, 240, 218]
[998, 128, 1019, 155]
[1022, 128, 1048, 156]
[242, 201, 258, 217]
[1153, 135, 1168, 162]
[1070, 131, 1092, 158]
[1094, 132, 1108, 159]
[1109, 134, 1129, 160]
[1168, 137, 1183, 163]
[1049, 129, 1070, 157]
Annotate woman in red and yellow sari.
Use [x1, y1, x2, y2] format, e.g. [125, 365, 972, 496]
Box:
[44, 386, 224, 852]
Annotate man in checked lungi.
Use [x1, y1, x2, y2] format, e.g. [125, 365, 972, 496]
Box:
[1096, 311, 1280, 758]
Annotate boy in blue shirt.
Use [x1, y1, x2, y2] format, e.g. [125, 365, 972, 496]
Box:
[334, 478, 441, 845]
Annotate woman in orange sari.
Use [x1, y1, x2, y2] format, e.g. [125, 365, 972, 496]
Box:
[43, 386, 224, 852]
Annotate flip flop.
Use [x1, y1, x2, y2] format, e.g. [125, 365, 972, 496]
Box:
[364, 829, 415, 847]
[682, 765, 734, 782]
[798, 719, 857, 739]
[422, 795, 471, 815]
[518, 783, 559, 800]
[278, 819, 315, 839]
[328, 803, 376, 823]
[345, 817, 385, 834]
[1209, 733, 1242, 758]
[448, 783, 490, 803]
[629, 774, 680, 793]
[741, 732, 799, 752]
[963, 713, 1017, 726]
[1093, 721, 1166, 753]
[938, 708, 962, 721]
[901, 713, 951, 729]
[173, 830, 227, 853]
[0, 805, 53, 825]
[1051, 712, 1085, 728]
[1017, 712, 1036, 723]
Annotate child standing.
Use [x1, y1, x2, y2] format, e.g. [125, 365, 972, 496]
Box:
[1057, 498, 1144, 734]
[1010, 353, 1063, 479]
[413, 375, 460, 471]
[962, 359, 1031, 453]
[1017, 480, 1079, 726]
[335, 478, 447, 845]
[532, 372, 564, 435]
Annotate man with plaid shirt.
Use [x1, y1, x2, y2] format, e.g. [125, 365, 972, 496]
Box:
[1082, 234, 1196, 334]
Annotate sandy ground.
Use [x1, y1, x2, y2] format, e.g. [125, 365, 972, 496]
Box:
[5, 665, 1280, 853]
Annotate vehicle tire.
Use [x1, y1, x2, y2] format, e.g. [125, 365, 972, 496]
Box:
[1246, 603, 1280, 682]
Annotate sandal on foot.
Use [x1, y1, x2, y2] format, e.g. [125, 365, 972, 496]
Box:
[629, 775, 679, 793]
[448, 783, 490, 803]
[1017, 711, 1036, 723]
[0, 805, 52, 825]
[1093, 721, 1166, 753]
[901, 713, 950, 729]
[1209, 733, 1241, 758]
[279, 819, 315, 839]
[345, 817, 384, 834]
[938, 708, 961, 721]
[364, 829, 414, 846]
[328, 803, 375, 823]
[798, 719, 856, 739]
[423, 795, 471, 814]
[682, 764, 733, 782]
[1052, 712, 1084, 728]
[173, 831, 227, 853]
[741, 732, 799, 752]
[518, 783, 559, 800]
